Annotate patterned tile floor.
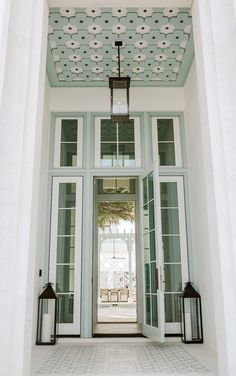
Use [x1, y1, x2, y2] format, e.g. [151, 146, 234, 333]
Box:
[31, 338, 218, 376]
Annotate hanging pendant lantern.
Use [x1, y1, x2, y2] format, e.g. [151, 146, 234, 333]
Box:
[109, 41, 130, 122]
[36, 282, 58, 345]
[179, 282, 203, 344]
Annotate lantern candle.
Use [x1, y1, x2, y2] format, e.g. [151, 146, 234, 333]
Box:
[185, 312, 192, 341]
[42, 313, 52, 343]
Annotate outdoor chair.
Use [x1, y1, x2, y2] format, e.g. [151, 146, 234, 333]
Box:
[119, 288, 129, 302]
[100, 288, 109, 302]
[110, 288, 119, 302]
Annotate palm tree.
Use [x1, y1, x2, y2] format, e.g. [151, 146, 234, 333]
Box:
[98, 201, 135, 228]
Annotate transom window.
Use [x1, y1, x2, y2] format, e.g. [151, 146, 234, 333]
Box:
[94, 117, 141, 168]
[54, 117, 83, 167]
[151, 117, 181, 167]
[97, 178, 136, 194]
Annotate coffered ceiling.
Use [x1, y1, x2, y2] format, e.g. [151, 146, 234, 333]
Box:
[47, 7, 193, 87]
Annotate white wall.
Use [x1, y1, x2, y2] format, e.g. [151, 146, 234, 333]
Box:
[184, 61, 216, 350]
[191, 2, 236, 374]
[31, 78, 51, 345]
[50, 86, 185, 112]
[0, 1, 48, 375]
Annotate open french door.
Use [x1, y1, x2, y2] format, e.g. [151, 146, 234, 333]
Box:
[141, 162, 165, 341]
[49, 176, 82, 335]
[160, 176, 189, 335]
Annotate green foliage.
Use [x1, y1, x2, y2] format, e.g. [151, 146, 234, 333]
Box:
[98, 201, 135, 228]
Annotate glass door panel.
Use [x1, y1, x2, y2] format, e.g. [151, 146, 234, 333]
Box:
[142, 167, 165, 341]
[49, 177, 82, 334]
[160, 177, 189, 334]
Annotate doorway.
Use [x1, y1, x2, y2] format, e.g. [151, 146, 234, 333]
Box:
[93, 177, 142, 335]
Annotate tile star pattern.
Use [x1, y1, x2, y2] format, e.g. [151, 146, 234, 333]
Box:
[48, 8, 193, 87]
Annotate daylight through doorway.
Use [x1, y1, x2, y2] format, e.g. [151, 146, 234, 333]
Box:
[96, 178, 137, 324]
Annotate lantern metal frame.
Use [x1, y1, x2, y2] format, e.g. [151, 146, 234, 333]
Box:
[36, 282, 58, 345]
[179, 282, 203, 344]
[109, 41, 130, 123]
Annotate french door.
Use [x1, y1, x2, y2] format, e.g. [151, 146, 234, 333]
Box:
[141, 165, 189, 339]
[49, 176, 82, 335]
[160, 176, 189, 334]
[141, 163, 165, 341]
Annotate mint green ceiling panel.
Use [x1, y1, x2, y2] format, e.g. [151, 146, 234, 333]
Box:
[47, 7, 193, 87]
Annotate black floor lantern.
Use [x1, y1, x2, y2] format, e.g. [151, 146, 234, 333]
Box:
[36, 282, 58, 345]
[179, 282, 203, 344]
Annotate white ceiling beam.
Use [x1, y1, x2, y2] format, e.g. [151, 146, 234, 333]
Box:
[48, 0, 192, 8]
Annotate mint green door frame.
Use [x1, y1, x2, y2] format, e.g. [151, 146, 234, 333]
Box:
[92, 177, 142, 329]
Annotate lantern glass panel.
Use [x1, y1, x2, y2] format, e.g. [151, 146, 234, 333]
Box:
[112, 88, 128, 115]
[190, 299, 199, 339]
